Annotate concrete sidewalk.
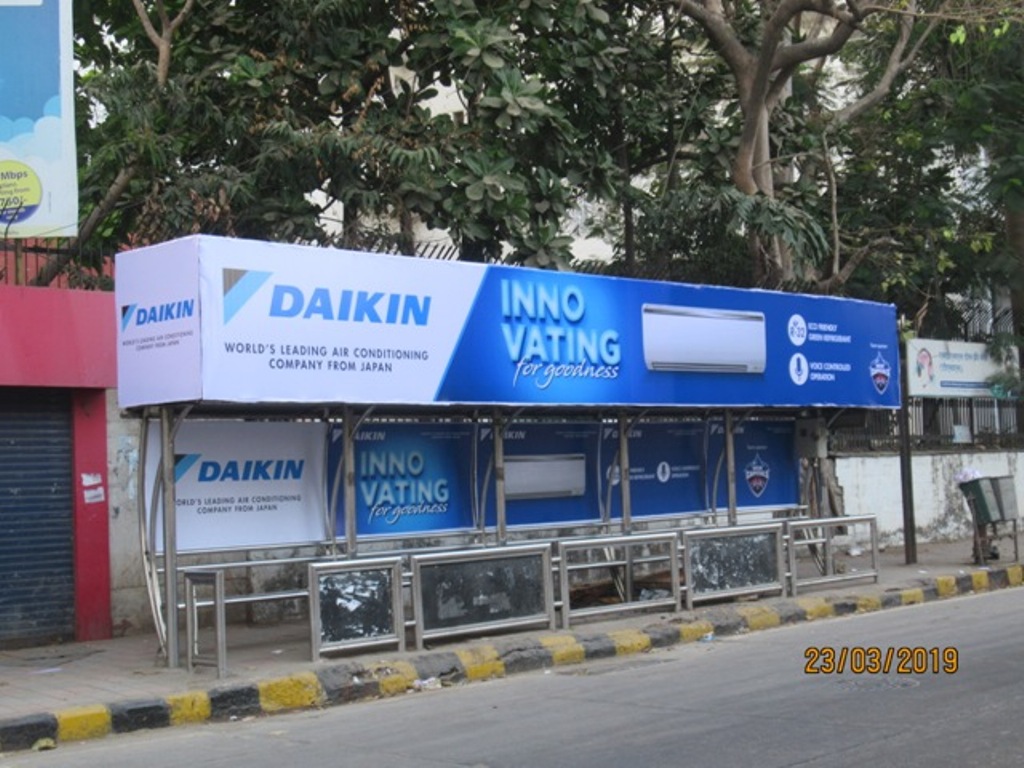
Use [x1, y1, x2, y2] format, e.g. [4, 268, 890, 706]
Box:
[1, 536, 1020, 754]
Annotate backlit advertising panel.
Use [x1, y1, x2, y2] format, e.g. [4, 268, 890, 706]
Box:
[328, 422, 476, 538]
[479, 422, 603, 527]
[906, 338, 1018, 398]
[116, 235, 900, 410]
[145, 420, 327, 552]
[601, 421, 706, 518]
[706, 420, 798, 510]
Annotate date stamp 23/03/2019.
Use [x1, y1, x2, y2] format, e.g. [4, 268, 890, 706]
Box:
[804, 646, 959, 675]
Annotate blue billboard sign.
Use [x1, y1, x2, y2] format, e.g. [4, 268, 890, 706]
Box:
[0, 0, 78, 237]
[706, 420, 798, 509]
[326, 417, 797, 538]
[601, 421, 706, 519]
[479, 422, 603, 527]
[328, 423, 476, 537]
[438, 268, 899, 409]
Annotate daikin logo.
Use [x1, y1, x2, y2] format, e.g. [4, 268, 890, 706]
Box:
[223, 268, 273, 324]
[174, 453, 304, 482]
[602, 427, 644, 439]
[120, 299, 195, 331]
[478, 427, 526, 441]
[220, 267, 431, 326]
[174, 454, 201, 483]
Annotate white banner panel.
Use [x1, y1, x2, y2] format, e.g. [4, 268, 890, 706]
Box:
[146, 420, 327, 552]
[196, 237, 484, 404]
[117, 239, 203, 407]
[0, 0, 78, 237]
[906, 339, 1017, 399]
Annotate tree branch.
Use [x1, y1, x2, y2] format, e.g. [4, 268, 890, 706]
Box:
[129, 0, 196, 86]
[833, 4, 939, 126]
[815, 238, 890, 293]
[821, 133, 841, 277]
[129, 0, 164, 51]
[771, 21, 859, 73]
[31, 166, 139, 286]
[34, 0, 196, 285]
[675, 1, 754, 83]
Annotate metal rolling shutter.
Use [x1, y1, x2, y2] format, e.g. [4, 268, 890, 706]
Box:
[0, 388, 74, 646]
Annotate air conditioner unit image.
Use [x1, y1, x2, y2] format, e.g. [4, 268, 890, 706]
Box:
[641, 304, 767, 374]
[504, 454, 586, 500]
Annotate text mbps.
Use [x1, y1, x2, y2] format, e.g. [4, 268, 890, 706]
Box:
[501, 279, 620, 389]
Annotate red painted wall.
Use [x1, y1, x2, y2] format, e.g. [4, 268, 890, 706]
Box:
[0, 285, 116, 388]
[72, 390, 113, 640]
[0, 285, 116, 641]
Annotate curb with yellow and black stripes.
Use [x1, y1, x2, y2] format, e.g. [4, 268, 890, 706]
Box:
[2, 563, 1021, 754]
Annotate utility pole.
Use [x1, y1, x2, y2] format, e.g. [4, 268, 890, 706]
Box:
[898, 342, 917, 564]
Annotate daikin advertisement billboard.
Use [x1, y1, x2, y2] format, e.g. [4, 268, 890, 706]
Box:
[601, 422, 707, 519]
[144, 417, 801, 549]
[327, 422, 476, 537]
[144, 420, 328, 552]
[116, 235, 901, 410]
[705, 420, 799, 509]
[478, 422, 604, 527]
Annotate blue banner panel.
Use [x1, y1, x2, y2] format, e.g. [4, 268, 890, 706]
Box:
[437, 266, 899, 408]
[706, 421, 798, 509]
[480, 422, 602, 527]
[601, 422, 706, 519]
[329, 423, 475, 537]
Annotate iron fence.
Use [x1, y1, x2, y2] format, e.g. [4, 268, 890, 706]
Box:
[0, 238, 114, 289]
[830, 397, 1024, 454]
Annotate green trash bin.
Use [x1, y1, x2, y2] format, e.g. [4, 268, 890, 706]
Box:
[959, 478, 1002, 525]
[992, 476, 1018, 521]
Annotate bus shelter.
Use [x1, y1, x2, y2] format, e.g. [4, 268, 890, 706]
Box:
[116, 235, 900, 666]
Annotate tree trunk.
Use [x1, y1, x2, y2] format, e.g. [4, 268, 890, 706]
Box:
[744, 105, 793, 287]
[611, 97, 635, 275]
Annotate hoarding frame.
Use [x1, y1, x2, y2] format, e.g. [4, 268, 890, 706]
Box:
[309, 557, 406, 658]
[410, 544, 556, 649]
[116, 235, 902, 411]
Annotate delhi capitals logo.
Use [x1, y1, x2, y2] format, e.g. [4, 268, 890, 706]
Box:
[745, 454, 770, 498]
[869, 353, 892, 394]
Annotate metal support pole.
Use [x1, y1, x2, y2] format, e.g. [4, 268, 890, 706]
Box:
[899, 347, 917, 564]
[471, 417, 483, 540]
[618, 414, 633, 534]
[344, 406, 358, 558]
[494, 412, 507, 546]
[725, 410, 738, 527]
[326, 426, 344, 554]
[160, 406, 179, 667]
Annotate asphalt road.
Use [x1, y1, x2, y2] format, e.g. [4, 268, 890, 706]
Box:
[3, 588, 1023, 768]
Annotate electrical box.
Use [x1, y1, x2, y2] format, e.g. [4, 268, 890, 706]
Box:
[795, 418, 828, 459]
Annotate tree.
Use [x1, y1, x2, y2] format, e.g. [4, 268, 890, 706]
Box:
[665, 0, 1024, 289]
[44, 0, 629, 283]
[43, 0, 1024, 304]
[935, 23, 1024, 333]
